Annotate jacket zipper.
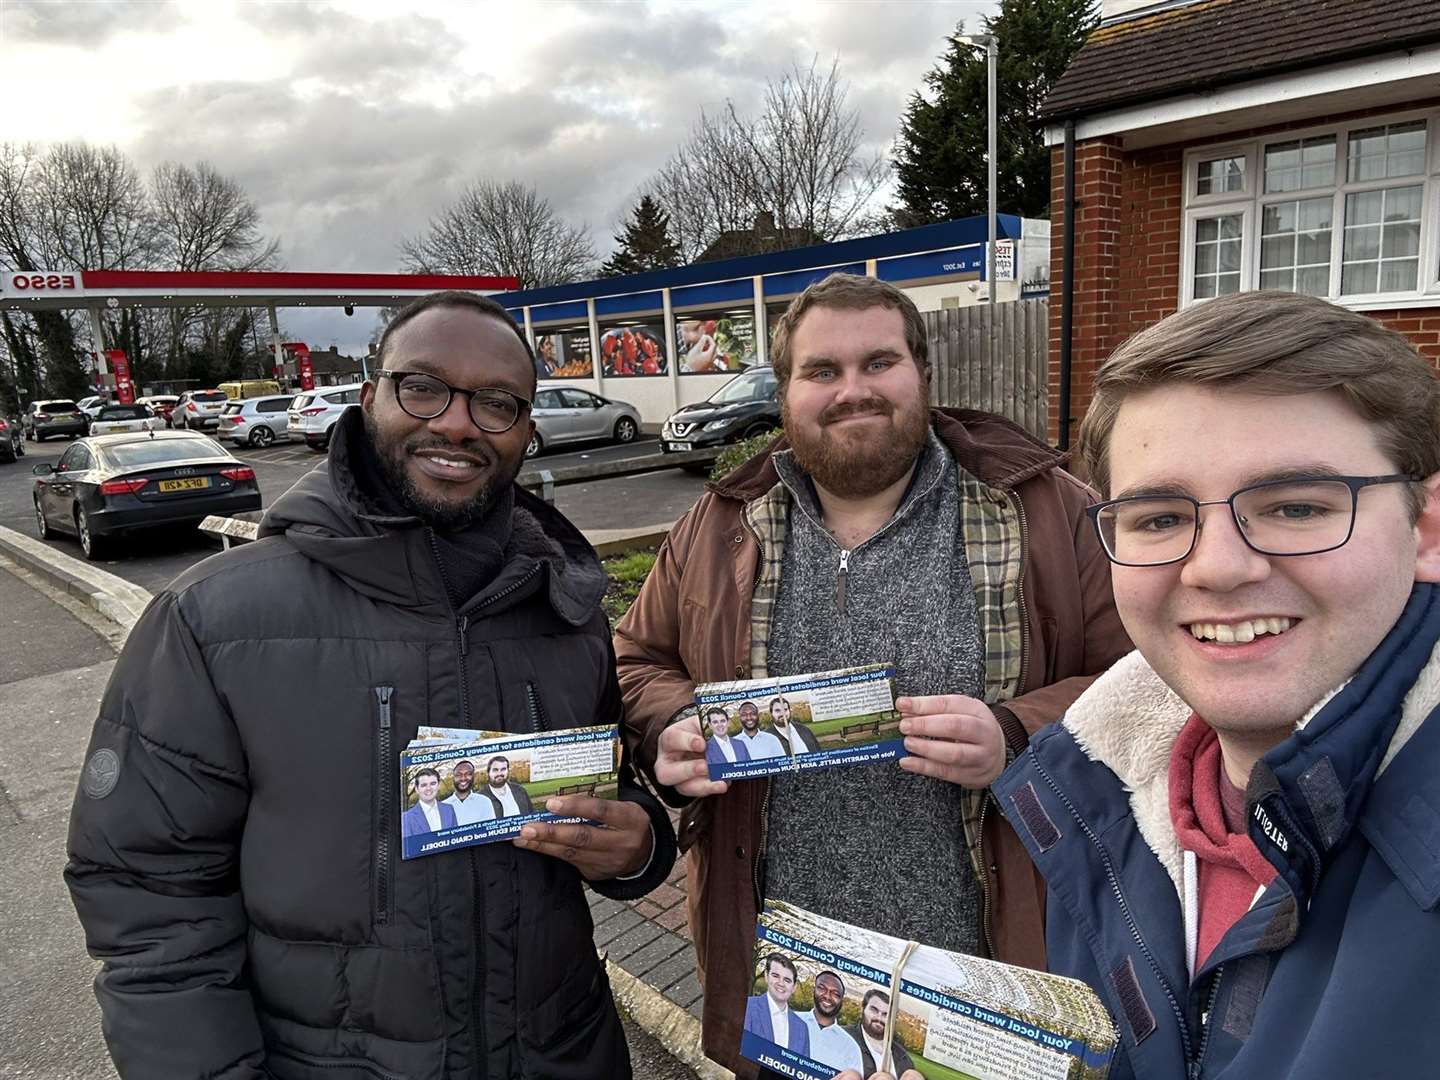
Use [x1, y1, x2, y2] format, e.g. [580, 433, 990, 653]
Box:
[1031, 749, 1196, 1061]
[426, 533, 473, 727]
[1010, 490, 1031, 695]
[975, 795, 997, 958]
[525, 682, 550, 733]
[1189, 969, 1223, 1079]
[835, 549, 850, 614]
[469, 847, 488, 1080]
[374, 686, 395, 926]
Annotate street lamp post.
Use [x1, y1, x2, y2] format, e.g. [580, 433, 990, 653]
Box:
[958, 34, 998, 305]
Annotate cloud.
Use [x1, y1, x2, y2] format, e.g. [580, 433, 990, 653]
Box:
[2, 0, 183, 45]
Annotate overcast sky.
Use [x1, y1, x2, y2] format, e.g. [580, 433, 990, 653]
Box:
[0, 0, 997, 355]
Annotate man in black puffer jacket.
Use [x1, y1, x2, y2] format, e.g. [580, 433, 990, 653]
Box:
[65, 291, 676, 1080]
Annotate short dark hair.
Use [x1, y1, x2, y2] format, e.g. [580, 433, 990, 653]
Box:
[413, 767, 440, 785]
[377, 290, 536, 391]
[738, 701, 759, 715]
[705, 707, 730, 725]
[862, 988, 890, 1010]
[453, 759, 475, 772]
[815, 969, 844, 992]
[486, 755, 509, 770]
[769, 272, 930, 393]
[764, 953, 797, 981]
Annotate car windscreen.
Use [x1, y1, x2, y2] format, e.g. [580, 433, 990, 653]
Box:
[192, 391, 228, 403]
[97, 406, 148, 420]
[103, 439, 231, 470]
[706, 370, 775, 405]
[40, 400, 81, 413]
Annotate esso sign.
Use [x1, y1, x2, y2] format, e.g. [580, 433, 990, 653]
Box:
[6, 271, 81, 294]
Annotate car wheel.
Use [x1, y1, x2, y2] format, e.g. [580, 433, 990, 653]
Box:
[525, 431, 543, 459]
[741, 422, 776, 440]
[250, 425, 275, 448]
[76, 507, 107, 561]
[613, 417, 638, 444]
[33, 496, 50, 539]
[309, 433, 329, 454]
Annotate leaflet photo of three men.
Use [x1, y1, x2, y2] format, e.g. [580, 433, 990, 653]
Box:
[401, 755, 535, 838]
[704, 695, 819, 766]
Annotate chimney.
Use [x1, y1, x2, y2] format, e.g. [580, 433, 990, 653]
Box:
[754, 211, 776, 235]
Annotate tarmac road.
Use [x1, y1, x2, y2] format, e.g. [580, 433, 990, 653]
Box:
[0, 432, 708, 595]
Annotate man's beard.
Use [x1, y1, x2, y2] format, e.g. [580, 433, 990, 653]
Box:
[783, 390, 929, 499]
[364, 408, 519, 530]
[864, 1016, 885, 1038]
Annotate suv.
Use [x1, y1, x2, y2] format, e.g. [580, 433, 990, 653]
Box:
[288, 383, 363, 452]
[219, 394, 298, 448]
[660, 366, 779, 452]
[0, 413, 23, 463]
[23, 399, 88, 442]
[76, 395, 111, 423]
[136, 395, 179, 427]
[172, 389, 230, 431]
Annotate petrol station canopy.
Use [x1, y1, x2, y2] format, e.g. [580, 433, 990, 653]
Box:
[0, 270, 518, 311]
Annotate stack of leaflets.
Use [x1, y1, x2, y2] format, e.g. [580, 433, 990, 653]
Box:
[398, 724, 621, 860]
[694, 663, 906, 781]
[742, 900, 1117, 1080]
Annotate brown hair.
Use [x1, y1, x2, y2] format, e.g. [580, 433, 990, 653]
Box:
[768, 272, 929, 391]
[1078, 291, 1440, 516]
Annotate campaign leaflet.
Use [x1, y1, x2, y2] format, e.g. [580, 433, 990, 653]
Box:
[694, 663, 903, 782]
[742, 900, 1117, 1080]
[399, 725, 620, 859]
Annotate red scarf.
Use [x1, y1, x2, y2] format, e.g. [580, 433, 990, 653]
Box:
[1168, 714, 1277, 969]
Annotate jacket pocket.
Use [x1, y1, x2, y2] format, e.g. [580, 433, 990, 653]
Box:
[268, 1048, 403, 1080]
[373, 686, 395, 926]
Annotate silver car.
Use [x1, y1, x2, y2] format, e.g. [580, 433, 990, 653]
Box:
[527, 386, 641, 458]
[288, 383, 364, 452]
[219, 394, 299, 448]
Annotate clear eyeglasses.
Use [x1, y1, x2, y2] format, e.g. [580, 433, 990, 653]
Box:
[1086, 474, 1418, 567]
[376, 370, 531, 433]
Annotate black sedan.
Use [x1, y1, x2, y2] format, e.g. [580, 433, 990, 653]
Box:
[659, 366, 780, 452]
[32, 430, 261, 560]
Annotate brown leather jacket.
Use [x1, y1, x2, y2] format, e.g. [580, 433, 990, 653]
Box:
[614, 409, 1131, 1077]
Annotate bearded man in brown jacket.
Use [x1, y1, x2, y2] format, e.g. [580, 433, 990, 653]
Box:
[615, 273, 1130, 1079]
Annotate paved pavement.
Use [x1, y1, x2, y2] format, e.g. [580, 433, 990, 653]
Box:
[0, 498, 724, 1078]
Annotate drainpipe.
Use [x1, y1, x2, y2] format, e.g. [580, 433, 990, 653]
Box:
[1059, 118, 1077, 453]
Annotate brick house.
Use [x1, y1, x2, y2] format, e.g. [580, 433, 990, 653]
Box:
[1042, 0, 1440, 448]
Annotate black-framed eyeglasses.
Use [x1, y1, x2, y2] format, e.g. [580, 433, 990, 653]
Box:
[376, 370, 531, 434]
[1087, 474, 1419, 567]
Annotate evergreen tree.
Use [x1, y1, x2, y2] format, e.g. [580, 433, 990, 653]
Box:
[893, 0, 1097, 226]
[600, 195, 682, 277]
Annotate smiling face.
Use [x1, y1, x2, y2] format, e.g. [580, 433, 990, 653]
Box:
[360, 305, 534, 530]
[452, 762, 474, 794]
[487, 758, 510, 788]
[1107, 384, 1436, 773]
[812, 973, 844, 1021]
[764, 959, 796, 1006]
[780, 305, 930, 499]
[708, 709, 730, 737]
[738, 703, 761, 734]
[416, 772, 439, 805]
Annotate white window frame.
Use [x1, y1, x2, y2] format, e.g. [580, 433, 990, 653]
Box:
[1180, 107, 1440, 309]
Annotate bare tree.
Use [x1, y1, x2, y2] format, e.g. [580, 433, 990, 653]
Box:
[400, 179, 596, 289]
[38, 142, 155, 271]
[647, 58, 888, 261]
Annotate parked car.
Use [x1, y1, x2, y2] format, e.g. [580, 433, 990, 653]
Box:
[527, 385, 642, 459]
[76, 395, 111, 423]
[31, 430, 260, 560]
[659, 366, 779, 452]
[88, 403, 166, 436]
[218, 394, 298, 448]
[288, 382, 363, 452]
[0, 414, 23, 463]
[136, 395, 179, 427]
[172, 389, 230, 431]
[22, 399, 88, 442]
[218, 379, 282, 401]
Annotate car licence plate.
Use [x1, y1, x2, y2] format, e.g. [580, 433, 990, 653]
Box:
[158, 477, 211, 493]
[668, 441, 692, 452]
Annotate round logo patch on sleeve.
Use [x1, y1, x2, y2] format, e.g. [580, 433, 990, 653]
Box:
[82, 748, 121, 800]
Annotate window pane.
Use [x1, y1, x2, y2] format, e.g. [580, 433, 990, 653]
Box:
[1217, 273, 1241, 295]
[1219, 216, 1242, 240]
[1195, 241, 1218, 275]
[1348, 121, 1428, 181]
[1341, 262, 1378, 294]
[1194, 275, 1216, 299]
[1259, 268, 1294, 291]
[1384, 185, 1422, 223]
[1295, 266, 1330, 296]
[1197, 155, 1245, 195]
[1297, 228, 1331, 265]
[1344, 222, 1381, 261]
[1266, 136, 1334, 192]
[1260, 234, 1294, 270]
[1264, 142, 1301, 193]
[1347, 190, 1383, 225]
[1380, 259, 1418, 292]
[1192, 213, 1243, 300]
[1382, 222, 1420, 259]
[1218, 239, 1241, 273]
[1196, 218, 1219, 243]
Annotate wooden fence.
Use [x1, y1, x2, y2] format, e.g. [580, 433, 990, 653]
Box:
[925, 298, 1048, 439]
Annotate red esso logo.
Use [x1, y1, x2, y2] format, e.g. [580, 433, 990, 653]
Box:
[10, 273, 77, 291]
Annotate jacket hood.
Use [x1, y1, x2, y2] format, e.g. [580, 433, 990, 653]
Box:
[708, 407, 1069, 503]
[1060, 584, 1440, 900]
[259, 407, 606, 624]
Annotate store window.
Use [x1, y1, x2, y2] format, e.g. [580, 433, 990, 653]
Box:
[533, 325, 593, 379]
[597, 321, 666, 377]
[1182, 111, 1440, 304]
[675, 306, 758, 374]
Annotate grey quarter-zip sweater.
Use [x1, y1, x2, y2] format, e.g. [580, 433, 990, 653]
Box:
[764, 429, 986, 954]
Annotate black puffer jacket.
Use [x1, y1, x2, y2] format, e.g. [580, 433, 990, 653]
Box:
[65, 409, 676, 1080]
